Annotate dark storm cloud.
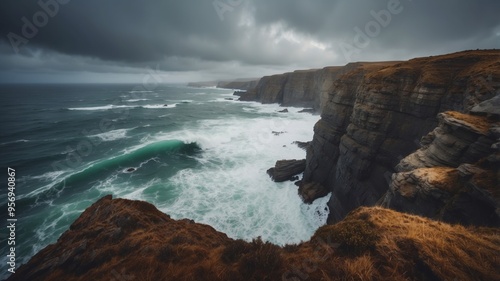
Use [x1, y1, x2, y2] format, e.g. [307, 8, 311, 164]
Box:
[0, 0, 498, 82]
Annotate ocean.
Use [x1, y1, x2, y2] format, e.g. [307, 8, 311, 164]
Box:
[0, 83, 329, 274]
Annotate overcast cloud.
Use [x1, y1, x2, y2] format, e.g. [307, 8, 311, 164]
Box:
[0, 0, 498, 83]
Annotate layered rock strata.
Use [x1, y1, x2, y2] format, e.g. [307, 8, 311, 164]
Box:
[239, 62, 402, 111]
[381, 110, 500, 227]
[301, 50, 500, 223]
[8, 196, 500, 281]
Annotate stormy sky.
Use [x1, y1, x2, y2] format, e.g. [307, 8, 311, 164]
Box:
[0, 0, 499, 83]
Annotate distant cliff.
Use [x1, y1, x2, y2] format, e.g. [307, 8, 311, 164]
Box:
[216, 79, 260, 91]
[240, 69, 323, 108]
[8, 195, 500, 281]
[300, 50, 500, 224]
[187, 78, 260, 91]
[239, 62, 404, 110]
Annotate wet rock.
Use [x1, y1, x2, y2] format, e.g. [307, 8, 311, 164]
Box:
[298, 108, 315, 113]
[278, 108, 289, 113]
[238, 89, 258, 101]
[292, 141, 311, 150]
[272, 131, 286, 136]
[298, 182, 329, 204]
[267, 159, 306, 182]
[232, 90, 247, 96]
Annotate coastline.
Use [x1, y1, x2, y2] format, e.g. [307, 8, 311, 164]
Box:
[5, 49, 500, 280]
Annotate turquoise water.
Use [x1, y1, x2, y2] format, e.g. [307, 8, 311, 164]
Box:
[0, 84, 329, 275]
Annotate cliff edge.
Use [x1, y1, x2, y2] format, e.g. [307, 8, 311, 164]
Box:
[300, 50, 500, 224]
[8, 195, 500, 281]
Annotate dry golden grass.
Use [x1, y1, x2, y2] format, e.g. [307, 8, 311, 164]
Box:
[338, 207, 500, 280]
[9, 196, 500, 281]
[368, 49, 500, 87]
[444, 111, 493, 135]
[411, 167, 462, 193]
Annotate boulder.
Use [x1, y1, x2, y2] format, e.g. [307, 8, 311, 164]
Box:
[298, 182, 329, 204]
[233, 90, 246, 96]
[298, 108, 315, 114]
[267, 159, 306, 182]
[292, 141, 311, 150]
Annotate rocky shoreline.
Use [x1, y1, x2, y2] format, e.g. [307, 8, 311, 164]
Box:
[8, 50, 500, 280]
[239, 50, 499, 226]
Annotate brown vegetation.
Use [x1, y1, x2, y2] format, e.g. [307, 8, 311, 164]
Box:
[444, 110, 493, 135]
[8, 196, 500, 281]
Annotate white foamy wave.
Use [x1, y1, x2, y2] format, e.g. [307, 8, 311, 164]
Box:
[28, 171, 66, 182]
[162, 167, 328, 245]
[68, 105, 135, 111]
[91, 128, 131, 141]
[0, 139, 30, 145]
[125, 99, 149, 102]
[177, 100, 194, 103]
[142, 104, 177, 109]
[212, 97, 238, 102]
[129, 90, 154, 93]
[141, 103, 325, 245]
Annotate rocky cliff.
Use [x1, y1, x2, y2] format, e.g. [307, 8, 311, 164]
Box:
[216, 79, 260, 91]
[240, 68, 337, 109]
[300, 50, 500, 224]
[239, 62, 400, 111]
[380, 108, 500, 226]
[8, 195, 500, 281]
[8, 50, 500, 281]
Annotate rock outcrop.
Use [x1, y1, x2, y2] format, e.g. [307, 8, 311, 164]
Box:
[301, 50, 500, 224]
[8, 196, 500, 281]
[381, 110, 500, 227]
[267, 159, 306, 182]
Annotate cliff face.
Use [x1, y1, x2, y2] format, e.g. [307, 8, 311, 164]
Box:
[240, 67, 347, 109]
[247, 72, 290, 104]
[380, 110, 500, 227]
[301, 50, 500, 224]
[240, 62, 402, 111]
[8, 195, 500, 281]
[216, 79, 260, 91]
[282, 70, 317, 107]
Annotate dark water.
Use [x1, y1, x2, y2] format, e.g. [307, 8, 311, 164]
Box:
[0, 83, 329, 277]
